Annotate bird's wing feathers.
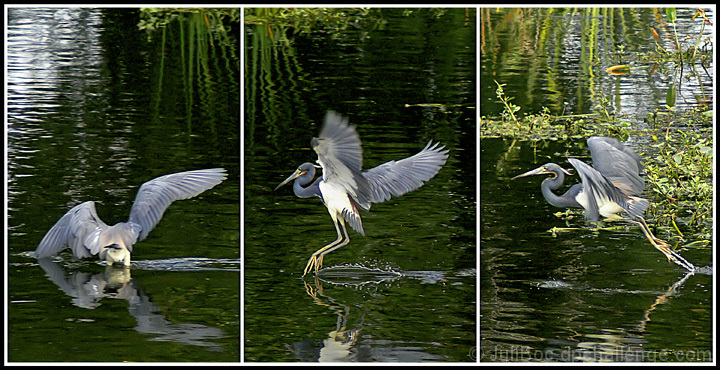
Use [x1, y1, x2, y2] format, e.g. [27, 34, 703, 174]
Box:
[311, 111, 372, 208]
[36, 168, 226, 259]
[569, 158, 632, 221]
[587, 137, 645, 196]
[313, 112, 364, 172]
[35, 201, 106, 258]
[128, 168, 227, 241]
[364, 141, 449, 205]
[341, 202, 365, 236]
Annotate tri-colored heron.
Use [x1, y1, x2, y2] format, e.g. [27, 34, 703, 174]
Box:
[275, 111, 449, 276]
[512, 136, 695, 272]
[35, 168, 227, 266]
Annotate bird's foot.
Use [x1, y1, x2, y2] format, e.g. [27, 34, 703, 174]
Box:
[665, 250, 696, 273]
[654, 241, 696, 272]
[302, 254, 325, 277]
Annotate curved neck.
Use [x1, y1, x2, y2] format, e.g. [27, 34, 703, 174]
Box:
[541, 172, 581, 208]
[292, 166, 322, 199]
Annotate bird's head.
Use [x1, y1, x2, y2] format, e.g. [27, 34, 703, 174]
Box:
[512, 163, 573, 180]
[274, 162, 320, 190]
[100, 243, 131, 267]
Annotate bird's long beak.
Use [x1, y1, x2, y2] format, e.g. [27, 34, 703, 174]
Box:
[511, 166, 572, 180]
[512, 167, 547, 180]
[274, 169, 307, 191]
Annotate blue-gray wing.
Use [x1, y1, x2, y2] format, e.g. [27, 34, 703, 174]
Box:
[35, 201, 107, 259]
[128, 168, 228, 241]
[311, 111, 372, 207]
[587, 136, 645, 196]
[568, 158, 648, 221]
[363, 141, 449, 206]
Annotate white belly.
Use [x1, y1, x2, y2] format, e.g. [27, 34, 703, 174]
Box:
[319, 181, 353, 217]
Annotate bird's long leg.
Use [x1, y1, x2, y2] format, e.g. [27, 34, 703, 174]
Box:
[317, 217, 351, 257]
[303, 214, 349, 277]
[635, 216, 670, 245]
[629, 217, 696, 272]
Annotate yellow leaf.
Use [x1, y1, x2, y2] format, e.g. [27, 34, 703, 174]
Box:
[605, 65, 631, 75]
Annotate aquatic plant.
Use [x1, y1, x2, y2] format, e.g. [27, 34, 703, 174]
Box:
[243, 8, 377, 39]
[138, 8, 239, 43]
[482, 87, 712, 251]
[494, 80, 520, 126]
[644, 126, 713, 246]
[650, 8, 713, 66]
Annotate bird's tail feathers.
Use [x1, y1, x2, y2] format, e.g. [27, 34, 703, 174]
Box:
[625, 196, 649, 219]
[341, 202, 365, 236]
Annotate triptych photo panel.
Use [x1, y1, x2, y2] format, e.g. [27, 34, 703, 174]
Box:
[5, 6, 714, 364]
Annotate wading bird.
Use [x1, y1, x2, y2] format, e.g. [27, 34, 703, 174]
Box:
[275, 111, 449, 277]
[512, 137, 695, 272]
[35, 168, 227, 266]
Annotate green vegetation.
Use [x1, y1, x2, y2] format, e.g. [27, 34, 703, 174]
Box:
[482, 95, 713, 250]
[244, 8, 378, 38]
[136, 8, 240, 128]
[645, 8, 713, 67]
[481, 8, 713, 251]
[644, 127, 713, 246]
[243, 8, 458, 39]
[138, 8, 240, 44]
[481, 86, 636, 141]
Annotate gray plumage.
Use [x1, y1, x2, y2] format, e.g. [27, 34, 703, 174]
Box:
[363, 141, 449, 205]
[513, 136, 647, 222]
[312, 111, 449, 214]
[570, 136, 648, 221]
[512, 136, 696, 272]
[35, 168, 227, 266]
[275, 111, 449, 276]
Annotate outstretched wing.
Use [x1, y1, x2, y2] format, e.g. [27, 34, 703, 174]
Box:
[587, 136, 645, 197]
[568, 158, 647, 221]
[363, 141, 449, 205]
[128, 168, 228, 241]
[35, 201, 107, 258]
[311, 111, 372, 208]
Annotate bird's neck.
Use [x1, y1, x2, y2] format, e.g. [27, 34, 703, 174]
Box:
[293, 177, 323, 200]
[541, 173, 581, 208]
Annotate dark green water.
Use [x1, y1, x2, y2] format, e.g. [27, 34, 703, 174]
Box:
[243, 8, 477, 362]
[7, 8, 240, 361]
[479, 8, 713, 362]
[480, 7, 712, 118]
[480, 138, 713, 362]
[5, 5, 714, 365]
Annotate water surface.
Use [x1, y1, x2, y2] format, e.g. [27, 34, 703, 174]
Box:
[481, 7, 713, 118]
[7, 8, 240, 362]
[480, 138, 713, 362]
[244, 8, 477, 362]
[479, 8, 713, 362]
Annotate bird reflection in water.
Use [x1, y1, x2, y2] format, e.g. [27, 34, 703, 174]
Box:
[36, 258, 226, 350]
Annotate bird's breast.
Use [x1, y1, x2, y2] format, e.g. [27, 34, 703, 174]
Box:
[319, 181, 357, 214]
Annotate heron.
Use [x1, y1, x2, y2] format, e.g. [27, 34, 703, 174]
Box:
[512, 136, 695, 272]
[35, 168, 227, 266]
[275, 111, 449, 277]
